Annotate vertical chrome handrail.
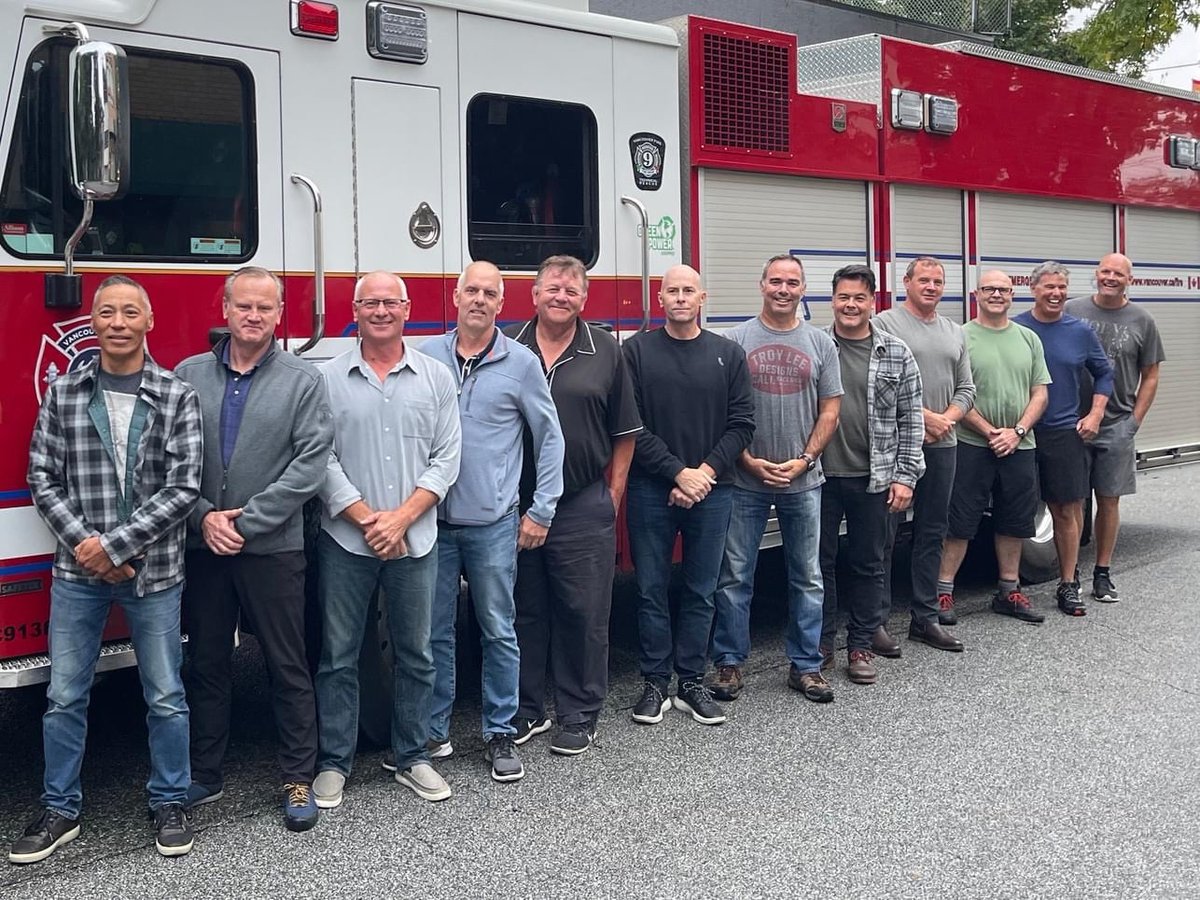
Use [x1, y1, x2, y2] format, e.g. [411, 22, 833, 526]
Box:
[621, 196, 651, 333]
[289, 174, 325, 355]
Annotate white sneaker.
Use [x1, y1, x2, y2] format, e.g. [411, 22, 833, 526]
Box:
[395, 763, 452, 802]
[312, 770, 345, 809]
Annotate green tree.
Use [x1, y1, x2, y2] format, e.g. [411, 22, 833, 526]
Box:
[1058, 0, 1200, 77]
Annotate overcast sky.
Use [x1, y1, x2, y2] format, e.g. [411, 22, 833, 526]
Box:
[1143, 23, 1200, 90]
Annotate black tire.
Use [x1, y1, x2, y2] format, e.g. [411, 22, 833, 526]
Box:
[356, 589, 394, 750]
[1020, 502, 1059, 585]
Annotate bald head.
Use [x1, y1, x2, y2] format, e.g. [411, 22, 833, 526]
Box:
[456, 261, 504, 297]
[1095, 253, 1132, 306]
[355, 270, 408, 303]
[658, 264, 706, 335]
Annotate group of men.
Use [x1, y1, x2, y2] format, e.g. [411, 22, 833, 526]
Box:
[10, 248, 1161, 864]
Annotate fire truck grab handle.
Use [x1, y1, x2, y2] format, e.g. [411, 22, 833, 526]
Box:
[621, 196, 651, 334]
[289, 173, 326, 356]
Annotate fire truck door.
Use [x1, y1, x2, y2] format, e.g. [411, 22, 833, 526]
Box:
[352, 80, 446, 331]
[890, 185, 967, 320]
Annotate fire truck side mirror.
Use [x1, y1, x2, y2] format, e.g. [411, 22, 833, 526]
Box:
[68, 41, 130, 202]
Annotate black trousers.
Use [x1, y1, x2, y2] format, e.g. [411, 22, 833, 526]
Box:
[819, 476, 890, 652]
[183, 549, 317, 785]
[514, 479, 616, 726]
[883, 445, 956, 624]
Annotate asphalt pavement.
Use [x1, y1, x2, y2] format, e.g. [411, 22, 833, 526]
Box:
[2, 463, 1199, 899]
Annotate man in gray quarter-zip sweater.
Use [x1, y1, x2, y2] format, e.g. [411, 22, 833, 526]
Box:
[175, 267, 333, 832]
[422, 260, 564, 785]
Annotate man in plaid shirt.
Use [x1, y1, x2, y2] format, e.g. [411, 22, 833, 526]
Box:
[10, 275, 202, 865]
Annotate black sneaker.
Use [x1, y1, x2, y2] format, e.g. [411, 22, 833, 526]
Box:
[151, 802, 194, 857]
[1093, 571, 1120, 603]
[550, 720, 596, 756]
[673, 679, 727, 725]
[8, 809, 80, 865]
[631, 680, 670, 725]
[991, 589, 1045, 624]
[511, 716, 552, 746]
[1056, 581, 1087, 617]
[485, 735, 525, 783]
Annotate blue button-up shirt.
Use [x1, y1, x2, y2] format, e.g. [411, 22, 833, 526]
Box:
[319, 342, 462, 559]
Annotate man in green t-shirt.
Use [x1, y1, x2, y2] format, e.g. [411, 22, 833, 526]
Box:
[938, 271, 1051, 623]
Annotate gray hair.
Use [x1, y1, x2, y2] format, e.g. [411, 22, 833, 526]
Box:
[535, 255, 588, 291]
[1030, 261, 1070, 288]
[456, 261, 505, 296]
[905, 256, 945, 279]
[223, 266, 283, 305]
[354, 270, 408, 302]
[93, 274, 152, 313]
[760, 254, 806, 283]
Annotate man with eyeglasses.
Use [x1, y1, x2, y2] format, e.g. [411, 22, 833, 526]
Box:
[175, 266, 333, 831]
[937, 270, 1050, 624]
[502, 255, 641, 756]
[875, 257, 974, 652]
[423, 261, 564, 783]
[312, 270, 462, 809]
[1065, 253, 1164, 604]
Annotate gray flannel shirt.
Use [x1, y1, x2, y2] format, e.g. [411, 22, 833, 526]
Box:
[825, 323, 926, 494]
[27, 355, 203, 596]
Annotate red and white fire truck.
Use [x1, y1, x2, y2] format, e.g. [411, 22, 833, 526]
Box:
[2, 1, 1198, 691]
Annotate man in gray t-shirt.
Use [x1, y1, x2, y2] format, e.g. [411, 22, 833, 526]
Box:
[874, 256, 975, 653]
[1064, 252, 1165, 603]
[709, 254, 843, 705]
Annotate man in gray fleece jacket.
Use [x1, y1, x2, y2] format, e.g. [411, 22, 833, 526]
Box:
[421, 260, 564, 784]
[174, 266, 333, 831]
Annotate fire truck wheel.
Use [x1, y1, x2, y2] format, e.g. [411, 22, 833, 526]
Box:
[1019, 503, 1059, 585]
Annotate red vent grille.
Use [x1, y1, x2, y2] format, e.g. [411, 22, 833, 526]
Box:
[701, 32, 791, 153]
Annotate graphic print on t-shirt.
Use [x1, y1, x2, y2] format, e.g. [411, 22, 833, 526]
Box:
[745, 343, 812, 395]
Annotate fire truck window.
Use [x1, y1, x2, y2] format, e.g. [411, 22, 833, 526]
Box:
[0, 40, 256, 262]
[466, 94, 598, 269]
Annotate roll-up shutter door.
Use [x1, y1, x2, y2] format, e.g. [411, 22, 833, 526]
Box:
[1123, 207, 1200, 455]
[698, 170, 870, 329]
[976, 193, 1114, 311]
[890, 185, 966, 322]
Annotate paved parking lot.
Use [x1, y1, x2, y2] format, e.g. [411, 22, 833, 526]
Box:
[2, 463, 1198, 899]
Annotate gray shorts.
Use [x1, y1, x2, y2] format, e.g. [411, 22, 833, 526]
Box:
[1086, 416, 1138, 497]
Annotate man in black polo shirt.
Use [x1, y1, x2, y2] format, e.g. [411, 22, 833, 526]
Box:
[504, 255, 642, 755]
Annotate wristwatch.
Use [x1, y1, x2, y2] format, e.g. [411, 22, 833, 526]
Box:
[1013, 424, 1027, 438]
[800, 452, 817, 469]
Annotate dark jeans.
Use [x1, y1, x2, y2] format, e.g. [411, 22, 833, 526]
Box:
[819, 476, 890, 652]
[626, 477, 733, 684]
[884, 444, 956, 624]
[184, 549, 316, 786]
[515, 479, 616, 726]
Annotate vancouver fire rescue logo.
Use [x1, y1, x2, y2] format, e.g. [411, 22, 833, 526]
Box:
[34, 316, 101, 403]
[629, 132, 666, 191]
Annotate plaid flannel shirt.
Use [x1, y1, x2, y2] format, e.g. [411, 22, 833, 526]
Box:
[826, 323, 926, 494]
[27, 355, 203, 596]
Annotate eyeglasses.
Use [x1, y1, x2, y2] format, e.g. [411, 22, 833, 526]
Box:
[978, 286, 1013, 296]
[355, 298, 409, 310]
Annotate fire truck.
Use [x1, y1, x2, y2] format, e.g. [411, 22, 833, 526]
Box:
[2, 1, 1198, 703]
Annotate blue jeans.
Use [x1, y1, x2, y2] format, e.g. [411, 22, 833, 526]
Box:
[43, 577, 189, 818]
[712, 486, 824, 673]
[315, 532, 437, 775]
[626, 478, 732, 683]
[430, 510, 520, 741]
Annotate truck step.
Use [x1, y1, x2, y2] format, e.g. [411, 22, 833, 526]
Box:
[0, 639, 138, 689]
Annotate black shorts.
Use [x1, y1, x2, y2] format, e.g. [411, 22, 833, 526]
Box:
[947, 442, 1039, 540]
[1034, 427, 1089, 504]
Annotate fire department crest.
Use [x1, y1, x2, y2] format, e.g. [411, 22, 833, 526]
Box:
[34, 316, 100, 403]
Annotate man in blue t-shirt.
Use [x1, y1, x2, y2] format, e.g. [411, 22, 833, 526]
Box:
[1014, 261, 1112, 616]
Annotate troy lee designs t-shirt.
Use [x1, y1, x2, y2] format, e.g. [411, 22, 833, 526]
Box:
[725, 316, 843, 493]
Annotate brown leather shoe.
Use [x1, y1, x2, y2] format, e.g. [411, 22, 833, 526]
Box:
[847, 649, 878, 684]
[706, 664, 743, 701]
[870, 626, 901, 658]
[787, 666, 834, 703]
[907, 618, 964, 652]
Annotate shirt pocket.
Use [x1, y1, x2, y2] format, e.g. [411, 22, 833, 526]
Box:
[874, 372, 900, 409]
[401, 400, 437, 439]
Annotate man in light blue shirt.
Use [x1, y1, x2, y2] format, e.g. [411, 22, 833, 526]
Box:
[312, 271, 461, 809]
[422, 260, 564, 785]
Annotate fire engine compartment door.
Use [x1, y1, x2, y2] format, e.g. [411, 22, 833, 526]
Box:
[890, 185, 966, 321]
[1123, 206, 1200, 456]
[352, 79, 445, 331]
[698, 170, 870, 329]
